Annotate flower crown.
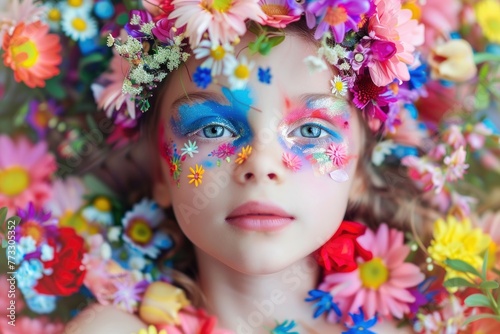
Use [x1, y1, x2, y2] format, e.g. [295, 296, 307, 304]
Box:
[111, 0, 436, 133]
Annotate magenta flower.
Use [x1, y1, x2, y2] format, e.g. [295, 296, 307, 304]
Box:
[307, 0, 372, 43]
[282, 152, 302, 171]
[211, 143, 236, 159]
[326, 142, 348, 167]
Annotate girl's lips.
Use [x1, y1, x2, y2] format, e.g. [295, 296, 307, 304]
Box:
[225, 201, 294, 232]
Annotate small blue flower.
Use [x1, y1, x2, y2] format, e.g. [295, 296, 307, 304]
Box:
[17, 259, 44, 291]
[305, 289, 342, 319]
[408, 63, 427, 90]
[272, 320, 299, 334]
[193, 66, 212, 88]
[25, 292, 57, 314]
[258, 67, 272, 84]
[342, 307, 378, 334]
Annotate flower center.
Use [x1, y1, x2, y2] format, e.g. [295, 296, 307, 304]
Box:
[60, 211, 90, 234]
[126, 218, 153, 245]
[355, 75, 384, 106]
[334, 80, 344, 92]
[261, 4, 289, 16]
[20, 221, 44, 245]
[0, 166, 30, 197]
[234, 64, 250, 79]
[68, 0, 84, 7]
[48, 8, 62, 22]
[359, 257, 389, 289]
[10, 40, 39, 68]
[193, 172, 201, 180]
[210, 45, 226, 61]
[94, 196, 112, 212]
[33, 103, 52, 127]
[211, 0, 232, 12]
[72, 18, 87, 32]
[324, 6, 348, 26]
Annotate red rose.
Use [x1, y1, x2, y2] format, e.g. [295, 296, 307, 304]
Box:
[316, 220, 373, 273]
[35, 227, 86, 296]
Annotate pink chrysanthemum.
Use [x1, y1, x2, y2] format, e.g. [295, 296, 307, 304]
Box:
[259, 0, 303, 28]
[326, 142, 348, 167]
[368, 0, 424, 86]
[282, 152, 302, 171]
[0, 135, 56, 215]
[319, 223, 424, 321]
[169, 0, 265, 47]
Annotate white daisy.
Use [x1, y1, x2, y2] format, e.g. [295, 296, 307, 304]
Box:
[121, 198, 173, 259]
[61, 0, 93, 14]
[223, 56, 255, 90]
[82, 196, 114, 226]
[194, 40, 235, 76]
[372, 140, 396, 166]
[330, 75, 348, 97]
[61, 10, 98, 41]
[303, 55, 327, 73]
[43, 2, 63, 31]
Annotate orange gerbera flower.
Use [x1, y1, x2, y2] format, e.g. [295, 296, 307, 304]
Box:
[2, 21, 62, 88]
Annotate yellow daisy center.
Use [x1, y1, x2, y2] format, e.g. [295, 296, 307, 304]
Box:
[72, 17, 87, 32]
[324, 6, 348, 26]
[234, 64, 250, 79]
[0, 166, 30, 197]
[20, 221, 44, 245]
[68, 0, 84, 8]
[211, 0, 232, 12]
[33, 103, 52, 127]
[210, 46, 226, 61]
[359, 257, 389, 290]
[48, 8, 62, 22]
[334, 80, 344, 92]
[10, 40, 39, 69]
[94, 196, 112, 212]
[127, 218, 153, 245]
[401, 0, 421, 20]
[261, 4, 288, 16]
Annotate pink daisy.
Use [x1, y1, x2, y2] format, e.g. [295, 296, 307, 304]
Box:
[319, 223, 424, 321]
[169, 0, 265, 47]
[282, 152, 302, 171]
[368, 0, 424, 86]
[259, 0, 303, 28]
[325, 142, 349, 167]
[0, 135, 56, 215]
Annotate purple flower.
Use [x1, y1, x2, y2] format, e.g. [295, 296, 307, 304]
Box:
[371, 40, 397, 62]
[124, 10, 153, 38]
[307, 0, 372, 43]
[26, 99, 62, 138]
[152, 18, 184, 44]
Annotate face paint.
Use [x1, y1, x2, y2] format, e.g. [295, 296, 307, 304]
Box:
[282, 152, 303, 172]
[159, 124, 185, 186]
[170, 87, 254, 148]
[209, 142, 237, 165]
[187, 164, 204, 187]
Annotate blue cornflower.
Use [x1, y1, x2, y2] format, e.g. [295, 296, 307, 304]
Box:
[342, 307, 378, 334]
[408, 63, 428, 90]
[272, 320, 299, 334]
[258, 67, 272, 84]
[305, 289, 342, 319]
[193, 66, 212, 89]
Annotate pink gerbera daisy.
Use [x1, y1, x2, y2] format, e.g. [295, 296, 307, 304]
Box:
[282, 152, 302, 171]
[319, 223, 424, 321]
[259, 0, 303, 28]
[169, 0, 265, 47]
[368, 0, 424, 86]
[325, 142, 348, 167]
[0, 135, 56, 215]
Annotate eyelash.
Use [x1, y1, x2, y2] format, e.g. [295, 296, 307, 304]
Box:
[286, 121, 342, 143]
[189, 123, 238, 140]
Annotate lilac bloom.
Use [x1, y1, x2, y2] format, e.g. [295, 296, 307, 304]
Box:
[307, 0, 372, 42]
[125, 10, 153, 38]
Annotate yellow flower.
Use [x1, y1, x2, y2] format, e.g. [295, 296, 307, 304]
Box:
[139, 282, 190, 325]
[428, 39, 477, 83]
[428, 216, 491, 283]
[133, 325, 167, 334]
[187, 164, 204, 187]
[235, 145, 252, 164]
[475, 0, 500, 44]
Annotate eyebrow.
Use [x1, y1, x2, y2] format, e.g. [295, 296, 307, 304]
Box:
[170, 91, 227, 114]
[298, 93, 350, 110]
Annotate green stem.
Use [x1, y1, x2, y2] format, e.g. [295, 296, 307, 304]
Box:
[485, 289, 500, 314]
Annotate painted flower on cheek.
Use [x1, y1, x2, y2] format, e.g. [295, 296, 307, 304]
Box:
[187, 164, 205, 187]
[282, 152, 302, 172]
[235, 145, 253, 164]
[326, 142, 348, 167]
[210, 143, 236, 160]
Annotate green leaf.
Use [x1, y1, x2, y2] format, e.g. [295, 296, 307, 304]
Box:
[482, 249, 489, 280]
[45, 77, 67, 100]
[464, 293, 492, 308]
[479, 62, 490, 80]
[463, 313, 500, 327]
[443, 277, 476, 289]
[268, 35, 285, 47]
[445, 259, 482, 277]
[480, 280, 499, 290]
[475, 85, 490, 110]
[0, 207, 7, 229]
[258, 41, 272, 55]
[474, 52, 500, 64]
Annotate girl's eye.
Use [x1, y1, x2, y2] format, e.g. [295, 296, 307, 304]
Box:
[290, 124, 329, 139]
[197, 125, 236, 138]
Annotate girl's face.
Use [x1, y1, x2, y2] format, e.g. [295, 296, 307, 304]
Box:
[155, 33, 363, 275]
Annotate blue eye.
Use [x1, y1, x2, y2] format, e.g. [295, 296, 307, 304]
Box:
[196, 124, 236, 138]
[288, 122, 342, 142]
[300, 124, 323, 138]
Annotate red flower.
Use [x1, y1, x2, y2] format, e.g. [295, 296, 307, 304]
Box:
[35, 227, 86, 296]
[316, 220, 372, 273]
